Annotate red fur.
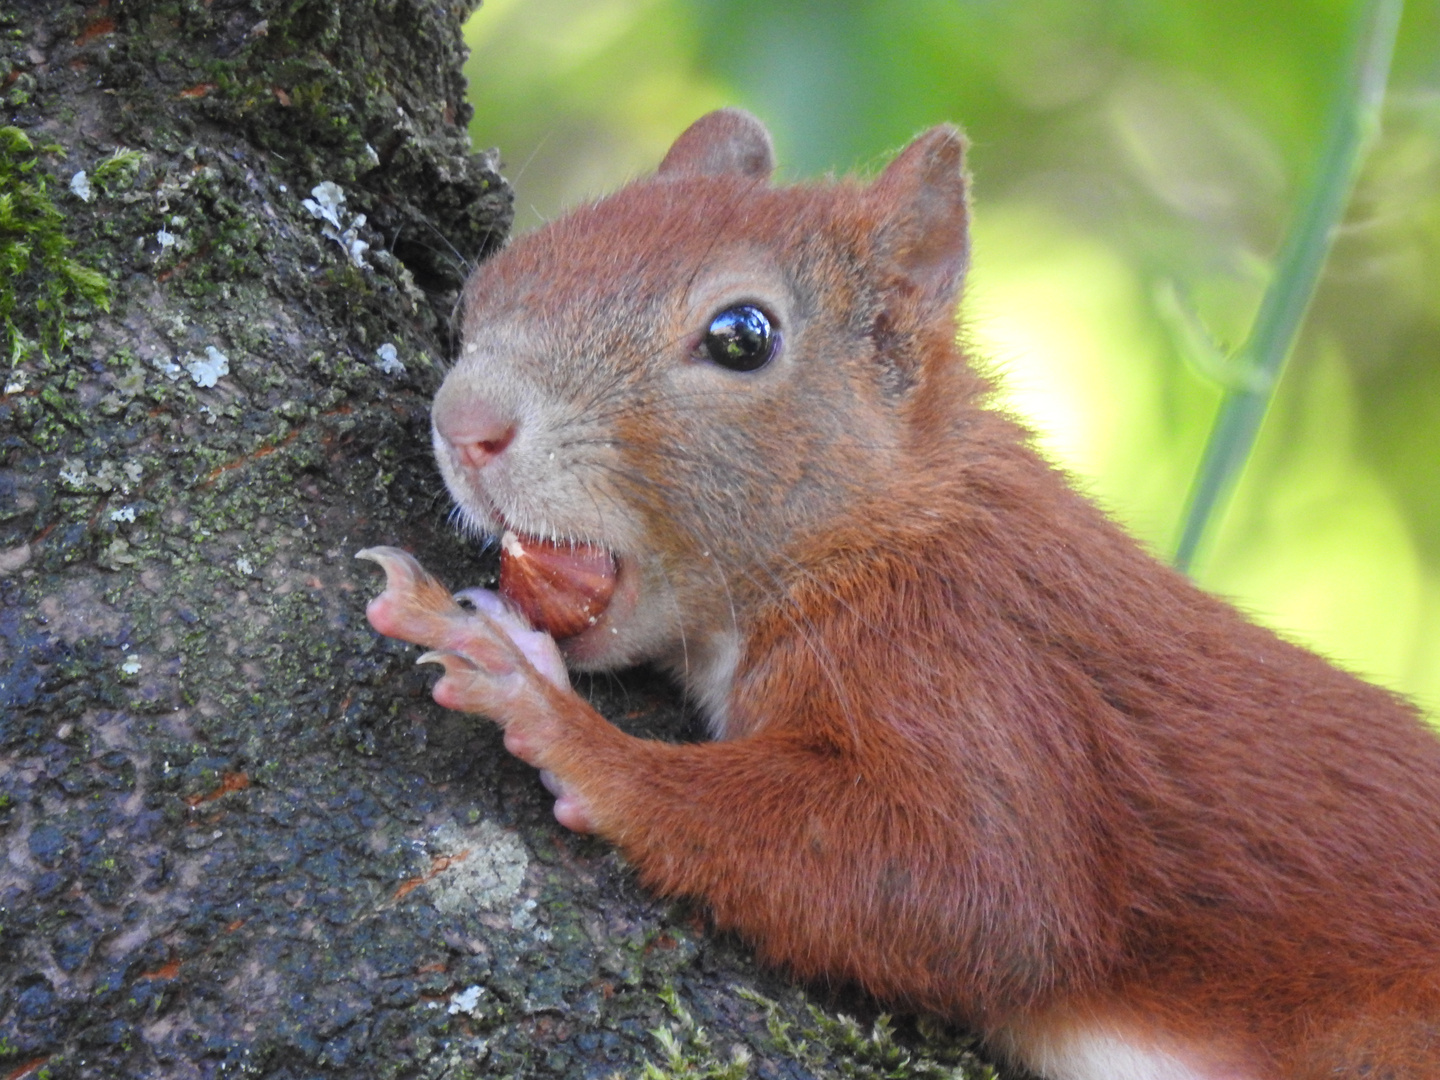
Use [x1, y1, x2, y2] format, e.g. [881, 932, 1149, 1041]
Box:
[374, 110, 1440, 1078]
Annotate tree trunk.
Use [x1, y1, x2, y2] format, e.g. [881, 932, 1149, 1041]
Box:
[0, 2, 994, 1077]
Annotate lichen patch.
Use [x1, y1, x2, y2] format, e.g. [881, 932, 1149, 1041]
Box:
[423, 819, 528, 914]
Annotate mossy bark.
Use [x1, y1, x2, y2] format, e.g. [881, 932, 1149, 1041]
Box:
[0, 3, 996, 1077]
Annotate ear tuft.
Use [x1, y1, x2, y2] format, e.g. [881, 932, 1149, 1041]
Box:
[658, 109, 775, 181]
[868, 125, 970, 312]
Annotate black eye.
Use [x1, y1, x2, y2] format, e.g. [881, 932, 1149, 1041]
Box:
[702, 305, 778, 372]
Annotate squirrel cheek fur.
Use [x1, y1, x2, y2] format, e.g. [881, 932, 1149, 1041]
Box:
[369, 109, 1440, 1080]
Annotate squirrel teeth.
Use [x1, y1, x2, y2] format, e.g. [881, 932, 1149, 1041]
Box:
[498, 529, 619, 640]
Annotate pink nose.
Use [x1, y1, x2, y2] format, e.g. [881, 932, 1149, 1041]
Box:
[433, 393, 517, 470]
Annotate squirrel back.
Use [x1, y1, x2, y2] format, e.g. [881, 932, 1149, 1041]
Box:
[401, 110, 1440, 1079]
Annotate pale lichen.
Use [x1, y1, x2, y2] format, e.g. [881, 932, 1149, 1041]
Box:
[424, 819, 529, 914]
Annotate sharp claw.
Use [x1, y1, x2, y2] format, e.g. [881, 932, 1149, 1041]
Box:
[417, 648, 480, 672]
[359, 547, 466, 647]
[356, 545, 428, 588]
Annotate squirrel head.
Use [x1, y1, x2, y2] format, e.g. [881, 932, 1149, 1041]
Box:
[432, 109, 976, 687]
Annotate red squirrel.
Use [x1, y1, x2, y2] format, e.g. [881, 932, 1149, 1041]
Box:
[360, 109, 1440, 1079]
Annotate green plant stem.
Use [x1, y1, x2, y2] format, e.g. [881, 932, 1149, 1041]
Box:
[1173, 0, 1403, 573]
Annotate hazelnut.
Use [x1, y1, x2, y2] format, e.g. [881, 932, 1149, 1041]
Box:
[498, 530, 618, 640]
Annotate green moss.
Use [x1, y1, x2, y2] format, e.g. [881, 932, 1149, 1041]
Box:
[736, 988, 995, 1080]
[627, 984, 996, 1080]
[89, 147, 144, 196]
[630, 985, 751, 1080]
[0, 126, 111, 364]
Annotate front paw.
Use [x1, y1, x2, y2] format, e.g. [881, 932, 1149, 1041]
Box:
[357, 546, 567, 690]
[358, 547, 567, 750]
[411, 640, 552, 748]
[358, 546, 598, 831]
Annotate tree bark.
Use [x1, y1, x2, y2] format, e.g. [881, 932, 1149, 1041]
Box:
[0, 2, 995, 1077]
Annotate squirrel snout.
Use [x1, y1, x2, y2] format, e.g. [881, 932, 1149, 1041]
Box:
[433, 393, 517, 471]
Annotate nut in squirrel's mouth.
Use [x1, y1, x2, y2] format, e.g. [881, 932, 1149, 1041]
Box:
[498, 529, 621, 641]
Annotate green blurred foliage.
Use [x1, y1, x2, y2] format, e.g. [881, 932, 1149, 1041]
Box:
[463, 0, 1440, 715]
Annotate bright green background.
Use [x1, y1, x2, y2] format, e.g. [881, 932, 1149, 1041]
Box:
[461, 0, 1440, 716]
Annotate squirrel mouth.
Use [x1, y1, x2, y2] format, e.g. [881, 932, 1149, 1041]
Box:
[497, 529, 620, 641]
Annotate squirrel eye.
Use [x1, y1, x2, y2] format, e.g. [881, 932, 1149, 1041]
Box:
[701, 305, 778, 372]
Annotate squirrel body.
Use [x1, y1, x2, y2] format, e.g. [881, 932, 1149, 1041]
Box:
[363, 110, 1440, 1079]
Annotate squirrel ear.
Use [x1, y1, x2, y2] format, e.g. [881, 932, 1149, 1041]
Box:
[869, 126, 970, 310]
[658, 109, 775, 181]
